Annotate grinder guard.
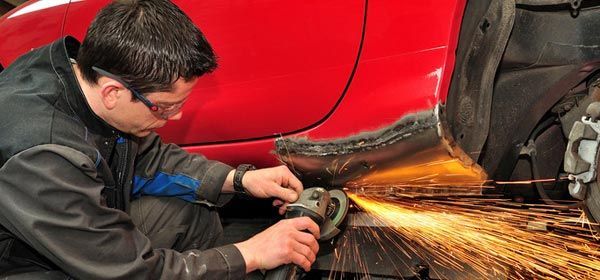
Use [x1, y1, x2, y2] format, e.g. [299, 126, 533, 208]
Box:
[264, 188, 349, 280]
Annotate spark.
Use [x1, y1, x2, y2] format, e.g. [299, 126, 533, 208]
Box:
[337, 193, 600, 279]
[495, 177, 568, 185]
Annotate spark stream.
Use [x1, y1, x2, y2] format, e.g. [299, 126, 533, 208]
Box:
[338, 193, 600, 279]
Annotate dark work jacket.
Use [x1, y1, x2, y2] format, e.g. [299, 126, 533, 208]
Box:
[0, 37, 246, 279]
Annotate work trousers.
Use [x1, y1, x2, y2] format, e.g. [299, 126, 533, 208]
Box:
[0, 196, 223, 279]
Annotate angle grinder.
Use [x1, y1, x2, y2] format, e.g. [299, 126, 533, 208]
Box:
[264, 187, 349, 280]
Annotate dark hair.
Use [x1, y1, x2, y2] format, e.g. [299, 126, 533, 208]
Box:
[77, 0, 217, 94]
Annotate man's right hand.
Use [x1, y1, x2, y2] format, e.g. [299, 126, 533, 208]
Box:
[234, 216, 320, 273]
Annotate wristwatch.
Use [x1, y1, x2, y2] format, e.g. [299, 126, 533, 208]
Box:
[233, 164, 256, 194]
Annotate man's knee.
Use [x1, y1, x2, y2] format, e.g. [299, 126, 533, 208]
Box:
[129, 196, 222, 251]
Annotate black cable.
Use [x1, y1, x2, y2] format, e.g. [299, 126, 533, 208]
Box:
[530, 148, 579, 207]
[526, 118, 580, 207]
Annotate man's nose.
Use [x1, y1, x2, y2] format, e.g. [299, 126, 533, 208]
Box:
[167, 111, 183, 121]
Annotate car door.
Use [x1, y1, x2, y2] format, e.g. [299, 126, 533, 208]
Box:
[62, 0, 365, 145]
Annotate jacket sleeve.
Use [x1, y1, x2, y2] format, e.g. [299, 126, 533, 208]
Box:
[0, 144, 245, 279]
[133, 133, 235, 207]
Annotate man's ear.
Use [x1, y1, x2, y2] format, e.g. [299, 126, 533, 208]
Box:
[98, 79, 126, 110]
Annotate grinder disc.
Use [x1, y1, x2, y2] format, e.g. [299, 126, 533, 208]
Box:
[327, 189, 349, 228]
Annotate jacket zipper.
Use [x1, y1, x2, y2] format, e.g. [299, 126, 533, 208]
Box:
[116, 137, 130, 210]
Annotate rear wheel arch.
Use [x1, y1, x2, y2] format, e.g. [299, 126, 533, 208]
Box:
[449, 1, 600, 175]
[447, 1, 600, 205]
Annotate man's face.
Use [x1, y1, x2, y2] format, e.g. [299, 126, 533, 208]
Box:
[110, 77, 198, 137]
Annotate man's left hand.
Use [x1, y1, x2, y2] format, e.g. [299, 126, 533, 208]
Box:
[242, 166, 303, 214]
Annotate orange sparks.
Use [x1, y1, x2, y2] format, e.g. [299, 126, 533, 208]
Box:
[350, 144, 487, 189]
[495, 178, 568, 185]
[343, 193, 600, 279]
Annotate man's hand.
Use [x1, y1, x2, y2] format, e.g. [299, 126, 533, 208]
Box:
[235, 165, 303, 214]
[234, 217, 320, 273]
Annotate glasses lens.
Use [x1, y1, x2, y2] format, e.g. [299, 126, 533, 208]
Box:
[159, 103, 184, 118]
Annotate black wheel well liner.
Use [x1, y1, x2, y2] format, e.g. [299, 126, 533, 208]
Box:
[448, 0, 600, 179]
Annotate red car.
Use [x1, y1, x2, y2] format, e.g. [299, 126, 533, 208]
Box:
[2, 0, 600, 278]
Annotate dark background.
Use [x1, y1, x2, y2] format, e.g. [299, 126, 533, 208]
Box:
[1, 0, 26, 16]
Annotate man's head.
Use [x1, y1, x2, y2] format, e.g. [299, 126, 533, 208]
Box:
[76, 0, 217, 137]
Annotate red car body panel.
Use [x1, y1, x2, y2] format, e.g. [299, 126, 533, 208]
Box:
[190, 0, 467, 168]
[0, 0, 466, 168]
[62, 0, 364, 144]
[0, 0, 69, 67]
[306, 0, 465, 140]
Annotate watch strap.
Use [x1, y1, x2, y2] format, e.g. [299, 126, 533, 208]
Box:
[233, 164, 256, 193]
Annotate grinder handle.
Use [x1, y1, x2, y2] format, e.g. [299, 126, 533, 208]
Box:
[264, 210, 320, 280]
[264, 264, 297, 280]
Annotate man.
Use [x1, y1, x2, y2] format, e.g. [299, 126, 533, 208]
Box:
[0, 0, 320, 279]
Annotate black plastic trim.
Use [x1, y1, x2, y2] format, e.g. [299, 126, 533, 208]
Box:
[446, 0, 516, 163]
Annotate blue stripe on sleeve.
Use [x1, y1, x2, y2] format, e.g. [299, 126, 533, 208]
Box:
[132, 172, 200, 202]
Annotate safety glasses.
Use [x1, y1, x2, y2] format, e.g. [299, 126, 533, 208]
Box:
[92, 66, 184, 119]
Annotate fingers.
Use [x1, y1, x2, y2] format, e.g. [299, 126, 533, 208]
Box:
[272, 199, 287, 215]
[282, 166, 303, 194]
[278, 204, 287, 215]
[290, 217, 320, 239]
[293, 230, 319, 256]
[285, 229, 318, 272]
[246, 166, 302, 201]
[273, 199, 284, 207]
[290, 251, 312, 272]
[290, 241, 316, 271]
[270, 182, 298, 203]
[237, 215, 321, 273]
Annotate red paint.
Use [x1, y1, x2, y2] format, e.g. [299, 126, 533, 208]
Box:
[62, 0, 364, 144]
[300, 0, 467, 140]
[0, 0, 467, 167]
[0, 0, 68, 67]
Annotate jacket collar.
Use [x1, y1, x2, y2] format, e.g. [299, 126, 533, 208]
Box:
[50, 36, 118, 137]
